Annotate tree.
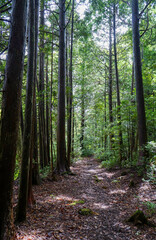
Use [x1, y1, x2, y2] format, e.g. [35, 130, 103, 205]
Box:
[67, 0, 75, 167]
[0, 0, 28, 238]
[39, 0, 48, 168]
[16, 0, 35, 222]
[113, 0, 123, 163]
[56, 0, 69, 173]
[132, 0, 148, 163]
[108, 7, 114, 149]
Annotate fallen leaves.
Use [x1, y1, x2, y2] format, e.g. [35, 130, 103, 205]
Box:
[14, 157, 156, 240]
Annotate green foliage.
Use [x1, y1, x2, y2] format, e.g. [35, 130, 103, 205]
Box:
[40, 165, 51, 179]
[101, 157, 119, 170]
[69, 200, 85, 206]
[81, 148, 94, 157]
[145, 142, 156, 184]
[78, 208, 94, 216]
[141, 201, 156, 216]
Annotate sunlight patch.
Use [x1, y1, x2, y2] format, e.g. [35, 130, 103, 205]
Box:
[93, 202, 109, 210]
[109, 189, 126, 194]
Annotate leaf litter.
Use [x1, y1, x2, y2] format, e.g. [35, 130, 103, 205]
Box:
[14, 157, 156, 239]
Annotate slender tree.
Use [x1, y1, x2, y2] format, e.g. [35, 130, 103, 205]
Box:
[16, 0, 35, 222]
[39, 0, 48, 168]
[108, 8, 114, 149]
[46, 57, 50, 164]
[56, 0, 69, 173]
[0, 0, 28, 238]
[32, 0, 40, 185]
[67, 0, 75, 167]
[113, 1, 123, 163]
[132, 0, 147, 163]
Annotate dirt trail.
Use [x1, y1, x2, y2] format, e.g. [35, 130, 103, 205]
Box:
[16, 158, 156, 240]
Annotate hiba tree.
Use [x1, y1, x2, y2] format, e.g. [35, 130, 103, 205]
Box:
[56, 0, 69, 173]
[108, 6, 114, 149]
[0, 0, 28, 239]
[113, 0, 123, 164]
[16, 0, 35, 222]
[67, 0, 75, 168]
[132, 0, 148, 164]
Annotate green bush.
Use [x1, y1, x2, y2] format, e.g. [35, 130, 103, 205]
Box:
[145, 141, 156, 184]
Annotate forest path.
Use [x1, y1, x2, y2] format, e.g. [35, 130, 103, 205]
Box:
[16, 157, 156, 240]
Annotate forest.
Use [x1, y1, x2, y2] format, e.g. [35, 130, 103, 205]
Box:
[0, 0, 155, 239]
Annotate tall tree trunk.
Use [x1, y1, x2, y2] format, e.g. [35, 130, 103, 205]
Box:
[108, 10, 114, 149]
[113, 1, 123, 163]
[80, 76, 85, 152]
[56, 0, 68, 173]
[50, 29, 54, 172]
[71, 104, 75, 158]
[0, 1, 28, 238]
[32, 0, 40, 185]
[39, 0, 48, 168]
[46, 58, 50, 164]
[16, 0, 35, 222]
[132, 0, 147, 163]
[104, 66, 107, 149]
[130, 62, 135, 161]
[67, 0, 74, 168]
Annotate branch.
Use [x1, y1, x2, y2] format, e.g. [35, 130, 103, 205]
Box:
[140, 10, 149, 38]
[121, 0, 130, 7]
[0, 18, 10, 22]
[65, 0, 71, 12]
[139, 0, 153, 18]
[0, 47, 8, 55]
[0, 6, 11, 14]
[64, 9, 72, 29]
[0, 0, 12, 10]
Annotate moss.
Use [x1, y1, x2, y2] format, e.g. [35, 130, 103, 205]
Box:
[93, 175, 101, 182]
[69, 200, 85, 206]
[127, 210, 148, 225]
[78, 208, 93, 216]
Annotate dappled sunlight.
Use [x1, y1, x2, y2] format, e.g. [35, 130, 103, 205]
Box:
[138, 182, 155, 202]
[109, 189, 126, 195]
[102, 172, 115, 178]
[93, 202, 109, 210]
[87, 169, 99, 174]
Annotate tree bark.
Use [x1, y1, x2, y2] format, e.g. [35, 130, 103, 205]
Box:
[32, 0, 40, 185]
[108, 10, 114, 149]
[0, 0, 28, 238]
[132, 0, 147, 163]
[67, 0, 75, 168]
[16, 0, 35, 222]
[56, 0, 68, 173]
[39, 0, 48, 168]
[113, 1, 123, 163]
[46, 57, 50, 164]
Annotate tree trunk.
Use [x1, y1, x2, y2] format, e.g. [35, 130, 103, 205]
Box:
[39, 0, 48, 168]
[0, 0, 28, 238]
[56, 0, 68, 173]
[113, 1, 123, 163]
[67, 0, 74, 168]
[108, 10, 114, 149]
[132, 0, 147, 163]
[50, 29, 54, 172]
[80, 75, 85, 152]
[32, 0, 40, 185]
[16, 0, 35, 222]
[46, 58, 50, 164]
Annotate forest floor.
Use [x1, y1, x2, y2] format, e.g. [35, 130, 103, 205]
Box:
[14, 157, 156, 240]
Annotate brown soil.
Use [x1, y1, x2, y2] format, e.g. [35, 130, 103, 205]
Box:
[15, 157, 156, 240]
